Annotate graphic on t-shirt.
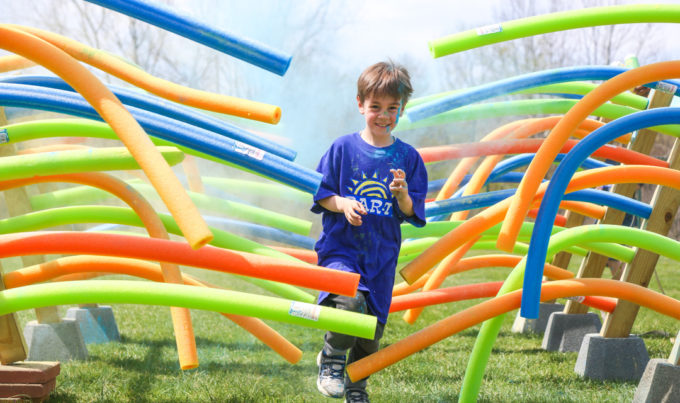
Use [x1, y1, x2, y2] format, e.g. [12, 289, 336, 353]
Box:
[346, 171, 393, 217]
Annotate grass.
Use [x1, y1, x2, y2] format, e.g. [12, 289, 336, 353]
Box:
[11, 254, 679, 402]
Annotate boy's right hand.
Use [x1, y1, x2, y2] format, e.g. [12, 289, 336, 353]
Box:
[340, 198, 367, 226]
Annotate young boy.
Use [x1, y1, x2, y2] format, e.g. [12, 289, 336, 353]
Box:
[311, 60, 427, 402]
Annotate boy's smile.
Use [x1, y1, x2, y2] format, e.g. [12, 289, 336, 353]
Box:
[357, 94, 403, 147]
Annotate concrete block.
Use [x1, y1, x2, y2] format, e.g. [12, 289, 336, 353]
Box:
[23, 320, 88, 362]
[512, 302, 564, 334]
[574, 334, 649, 381]
[542, 312, 601, 352]
[633, 358, 680, 403]
[64, 306, 120, 344]
[668, 329, 680, 366]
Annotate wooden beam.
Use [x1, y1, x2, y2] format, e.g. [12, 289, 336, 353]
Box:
[601, 131, 680, 338]
[564, 88, 673, 315]
[0, 131, 61, 325]
[545, 210, 585, 304]
[0, 107, 28, 364]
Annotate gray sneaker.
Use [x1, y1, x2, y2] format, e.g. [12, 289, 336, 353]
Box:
[316, 351, 346, 398]
[345, 388, 369, 403]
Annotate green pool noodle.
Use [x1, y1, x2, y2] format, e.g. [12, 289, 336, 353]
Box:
[30, 181, 312, 236]
[400, 220, 632, 262]
[407, 81, 648, 110]
[513, 82, 649, 110]
[202, 176, 311, 205]
[1, 119, 282, 188]
[0, 205, 315, 302]
[460, 224, 680, 402]
[0, 280, 375, 339]
[429, 4, 680, 58]
[395, 99, 679, 136]
[396, 237, 624, 265]
[0, 146, 184, 180]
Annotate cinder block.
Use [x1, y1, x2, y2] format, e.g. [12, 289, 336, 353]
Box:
[512, 302, 564, 334]
[574, 334, 649, 381]
[542, 312, 601, 352]
[633, 358, 680, 403]
[23, 320, 88, 362]
[64, 306, 120, 344]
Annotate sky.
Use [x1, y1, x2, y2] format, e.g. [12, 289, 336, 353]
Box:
[2, 0, 680, 171]
[189, 0, 680, 167]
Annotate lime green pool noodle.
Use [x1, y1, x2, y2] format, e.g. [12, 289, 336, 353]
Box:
[0, 205, 315, 302]
[406, 81, 648, 110]
[0, 146, 184, 180]
[429, 4, 680, 58]
[396, 236, 629, 265]
[513, 82, 649, 110]
[30, 181, 312, 236]
[398, 240, 531, 265]
[459, 224, 680, 402]
[1, 119, 271, 185]
[203, 176, 311, 205]
[0, 280, 375, 339]
[400, 220, 632, 262]
[395, 99, 680, 136]
[401, 220, 558, 239]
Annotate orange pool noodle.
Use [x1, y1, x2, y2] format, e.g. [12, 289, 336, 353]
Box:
[0, 54, 36, 72]
[0, 231, 360, 298]
[498, 61, 680, 252]
[0, 172, 199, 369]
[0, 24, 212, 250]
[347, 278, 680, 381]
[9, 25, 281, 124]
[270, 246, 318, 264]
[400, 165, 680, 284]
[418, 138, 665, 166]
[433, 116, 605, 201]
[5, 256, 303, 364]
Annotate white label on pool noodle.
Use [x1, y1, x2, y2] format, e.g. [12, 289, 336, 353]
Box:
[476, 24, 502, 36]
[289, 302, 321, 321]
[234, 141, 265, 160]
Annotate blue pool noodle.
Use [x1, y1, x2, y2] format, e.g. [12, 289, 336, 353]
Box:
[0, 83, 321, 194]
[0, 75, 297, 161]
[407, 66, 680, 122]
[84, 0, 291, 76]
[522, 107, 680, 318]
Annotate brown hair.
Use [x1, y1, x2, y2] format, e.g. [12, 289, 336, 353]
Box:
[357, 60, 413, 106]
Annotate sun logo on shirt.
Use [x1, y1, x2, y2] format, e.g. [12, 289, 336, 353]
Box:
[347, 171, 390, 199]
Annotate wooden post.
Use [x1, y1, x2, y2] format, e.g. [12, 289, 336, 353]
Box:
[0, 260, 28, 364]
[0, 112, 61, 325]
[544, 210, 586, 303]
[564, 89, 674, 314]
[601, 132, 680, 338]
[551, 210, 586, 270]
[0, 108, 29, 363]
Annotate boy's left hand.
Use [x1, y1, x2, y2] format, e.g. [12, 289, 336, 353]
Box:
[389, 168, 409, 200]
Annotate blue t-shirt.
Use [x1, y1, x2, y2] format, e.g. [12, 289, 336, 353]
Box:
[311, 132, 427, 324]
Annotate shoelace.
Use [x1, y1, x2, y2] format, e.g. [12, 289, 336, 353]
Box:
[321, 361, 345, 379]
[346, 390, 369, 402]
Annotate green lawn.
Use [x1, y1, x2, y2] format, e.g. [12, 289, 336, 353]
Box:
[12, 255, 679, 402]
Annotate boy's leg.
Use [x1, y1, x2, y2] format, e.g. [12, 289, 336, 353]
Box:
[345, 320, 385, 391]
[317, 292, 368, 398]
[322, 292, 368, 355]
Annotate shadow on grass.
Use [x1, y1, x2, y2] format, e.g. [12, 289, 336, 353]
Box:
[86, 335, 314, 377]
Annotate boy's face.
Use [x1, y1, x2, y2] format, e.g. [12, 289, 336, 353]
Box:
[357, 94, 404, 138]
